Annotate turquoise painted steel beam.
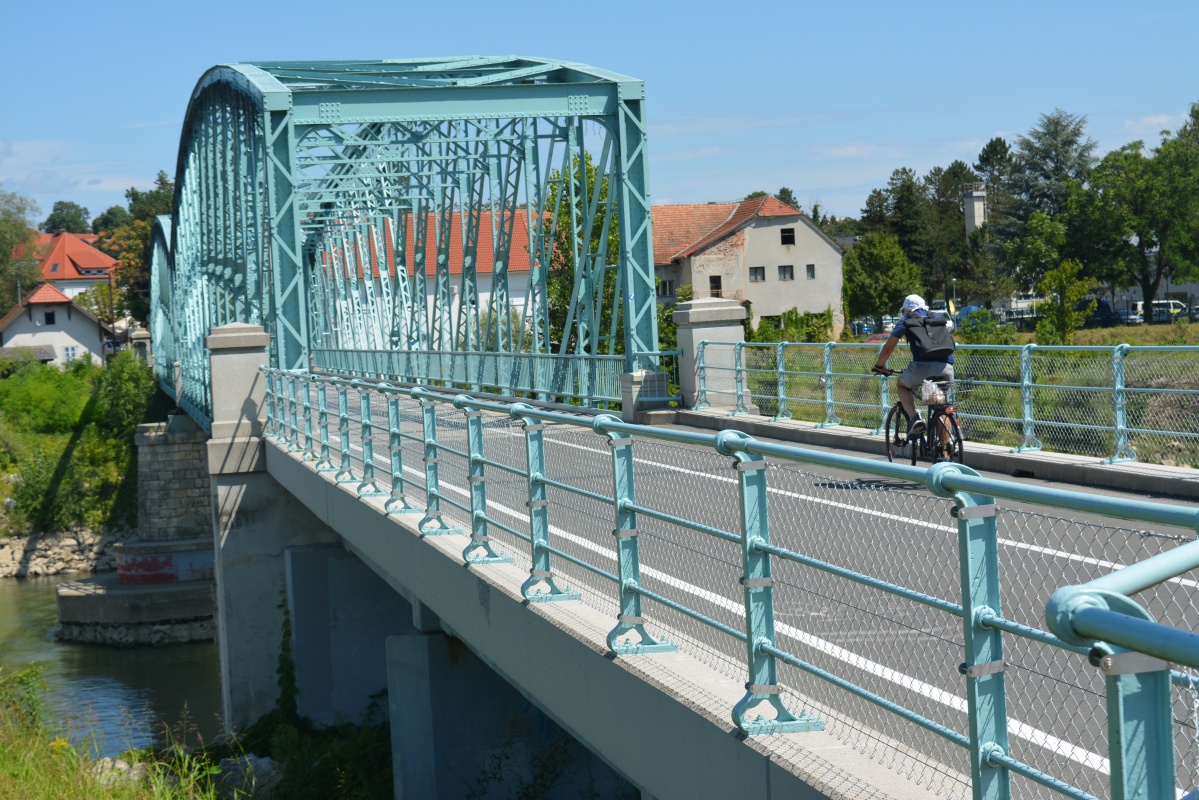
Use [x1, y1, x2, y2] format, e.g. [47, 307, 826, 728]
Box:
[454, 394, 513, 566]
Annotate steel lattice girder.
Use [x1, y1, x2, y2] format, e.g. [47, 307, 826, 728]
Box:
[155, 57, 660, 423]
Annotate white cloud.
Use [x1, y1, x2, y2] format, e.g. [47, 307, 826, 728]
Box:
[1122, 113, 1184, 140]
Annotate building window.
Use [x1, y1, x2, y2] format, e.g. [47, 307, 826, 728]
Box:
[657, 280, 675, 298]
[749, 267, 765, 283]
[50, 263, 60, 273]
[63, 346, 77, 362]
[780, 228, 795, 246]
[44, 311, 56, 325]
[806, 264, 816, 280]
[709, 275, 723, 298]
[778, 265, 794, 281]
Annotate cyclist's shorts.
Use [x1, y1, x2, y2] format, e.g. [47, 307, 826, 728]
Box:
[901, 361, 953, 389]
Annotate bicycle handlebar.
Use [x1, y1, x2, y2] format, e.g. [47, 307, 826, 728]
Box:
[871, 366, 898, 377]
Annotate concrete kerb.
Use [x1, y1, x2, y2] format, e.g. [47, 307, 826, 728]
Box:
[265, 438, 940, 800]
[659, 408, 1199, 502]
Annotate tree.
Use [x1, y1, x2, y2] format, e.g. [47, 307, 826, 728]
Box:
[921, 160, 977, 304]
[39, 201, 90, 234]
[842, 232, 921, 328]
[1036, 259, 1095, 344]
[98, 171, 176, 323]
[75, 282, 121, 328]
[126, 171, 174, 221]
[859, 189, 890, 234]
[1003, 210, 1066, 287]
[0, 184, 42, 310]
[884, 167, 926, 265]
[92, 205, 132, 235]
[743, 190, 768, 200]
[1001, 109, 1098, 238]
[1086, 108, 1199, 322]
[974, 137, 1012, 191]
[774, 187, 798, 210]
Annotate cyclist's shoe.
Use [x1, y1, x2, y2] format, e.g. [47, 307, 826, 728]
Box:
[907, 416, 926, 437]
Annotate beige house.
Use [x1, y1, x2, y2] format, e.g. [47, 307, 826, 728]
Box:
[0, 284, 114, 366]
[652, 197, 844, 335]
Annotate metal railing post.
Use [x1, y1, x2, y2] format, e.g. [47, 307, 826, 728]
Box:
[696, 340, 711, 410]
[732, 342, 749, 416]
[595, 415, 676, 655]
[301, 378, 315, 459]
[285, 374, 301, 451]
[1106, 344, 1137, 463]
[512, 403, 578, 603]
[354, 381, 386, 497]
[334, 383, 355, 483]
[382, 385, 419, 515]
[718, 431, 823, 735]
[871, 354, 890, 435]
[817, 341, 841, 428]
[1046, 588, 1176, 800]
[773, 342, 792, 421]
[1013, 343, 1042, 452]
[263, 370, 279, 439]
[412, 388, 458, 535]
[456, 397, 512, 565]
[314, 379, 336, 472]
[932, 462, 1011, 800]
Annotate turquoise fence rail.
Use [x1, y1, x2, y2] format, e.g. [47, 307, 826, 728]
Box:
[697, 341, 1199, 467]
[265, 367, 1199, 800]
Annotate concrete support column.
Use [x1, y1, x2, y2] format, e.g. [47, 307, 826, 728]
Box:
[207, 324, 339, 732]
[673, 298, 748, 409]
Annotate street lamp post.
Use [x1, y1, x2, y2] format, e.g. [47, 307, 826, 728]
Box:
[952, 278, 957, 315]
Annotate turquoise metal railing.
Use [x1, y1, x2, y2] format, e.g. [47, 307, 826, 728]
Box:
[264, 367, 1199, 800]
[697, 341, 1199, 466]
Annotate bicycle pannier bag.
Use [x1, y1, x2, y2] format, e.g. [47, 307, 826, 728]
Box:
[904, 316, 955, 360]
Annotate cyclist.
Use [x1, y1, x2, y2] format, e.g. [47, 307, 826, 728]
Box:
[872, 294, 955, 437]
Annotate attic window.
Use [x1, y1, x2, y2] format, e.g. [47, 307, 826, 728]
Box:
[44, 311, 56, 325]
[780, 228, 795, 246]
[50, 263, 60, 273]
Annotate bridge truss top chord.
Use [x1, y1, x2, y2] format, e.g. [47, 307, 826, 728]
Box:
[151, 57, 661, 429]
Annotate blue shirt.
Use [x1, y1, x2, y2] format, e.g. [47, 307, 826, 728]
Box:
[891, 309, 954, 364]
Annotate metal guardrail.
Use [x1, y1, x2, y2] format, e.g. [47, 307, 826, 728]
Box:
[697, 341, 1199, 467]
[264, 367, 1199, 800]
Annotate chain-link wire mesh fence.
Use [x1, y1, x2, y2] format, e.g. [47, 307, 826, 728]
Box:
[698, 342, 1199, 465]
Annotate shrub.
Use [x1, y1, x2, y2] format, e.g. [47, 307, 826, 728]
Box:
[955, 310, 1018, 345]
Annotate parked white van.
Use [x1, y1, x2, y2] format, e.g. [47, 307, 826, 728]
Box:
[1131, 300, 1187, 322]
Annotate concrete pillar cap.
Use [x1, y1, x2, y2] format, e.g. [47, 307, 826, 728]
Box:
[207, 323, 270, 350]
[672, 298, 748, 326]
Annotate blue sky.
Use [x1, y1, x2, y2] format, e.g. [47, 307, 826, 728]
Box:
[1, 1, 1196, 223]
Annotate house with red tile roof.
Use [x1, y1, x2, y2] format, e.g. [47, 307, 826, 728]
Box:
[12, 231, 117, 300]
[651, 197, 844, 334]
[0, 283, 115, 366]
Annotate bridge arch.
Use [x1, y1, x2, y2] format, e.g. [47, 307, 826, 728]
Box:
[152, 58, 661, 428]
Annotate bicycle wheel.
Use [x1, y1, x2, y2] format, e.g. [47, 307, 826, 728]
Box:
[885, 404, 913, 463]
[944, 412, 964, 463]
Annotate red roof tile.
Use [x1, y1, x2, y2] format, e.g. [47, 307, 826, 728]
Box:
[26, 283, 71, 304]
[671, 196, 801, 260]
[326, 210, 540, 280]
[12, 231, 117, 282]
[650, 203, 737, 264]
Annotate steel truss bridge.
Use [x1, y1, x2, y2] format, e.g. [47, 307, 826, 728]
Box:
[151, 57, 660, 428]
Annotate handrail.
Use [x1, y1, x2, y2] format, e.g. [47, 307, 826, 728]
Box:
[263, 366, 1199, 799]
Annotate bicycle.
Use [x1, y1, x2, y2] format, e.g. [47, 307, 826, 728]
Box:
[871, 367, 965, 465]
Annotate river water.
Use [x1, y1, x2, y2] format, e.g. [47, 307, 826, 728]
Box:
[0, 574, 221, 756]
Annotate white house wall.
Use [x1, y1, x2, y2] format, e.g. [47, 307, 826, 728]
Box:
[1, 303, 107, 366]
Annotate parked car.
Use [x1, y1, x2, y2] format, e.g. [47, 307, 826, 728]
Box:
[1117, 309, 1143, 325]
[863, 332, 890, 344]
[1079, 299, 1122, 328]
[850, 320, 873, 336]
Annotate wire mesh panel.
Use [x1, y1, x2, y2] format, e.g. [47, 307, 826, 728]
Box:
[1027, 349, 1116, 458]
[767, 465, 971, 796]
[1123, 349, 1199, 467]
[698, 342, 740, 410]
[951, 347, 1023, 448]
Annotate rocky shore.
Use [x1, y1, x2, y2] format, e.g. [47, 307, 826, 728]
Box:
[0, 529, 132, 579]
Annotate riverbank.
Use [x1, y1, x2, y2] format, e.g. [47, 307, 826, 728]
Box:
[0, 528, 132, 579]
